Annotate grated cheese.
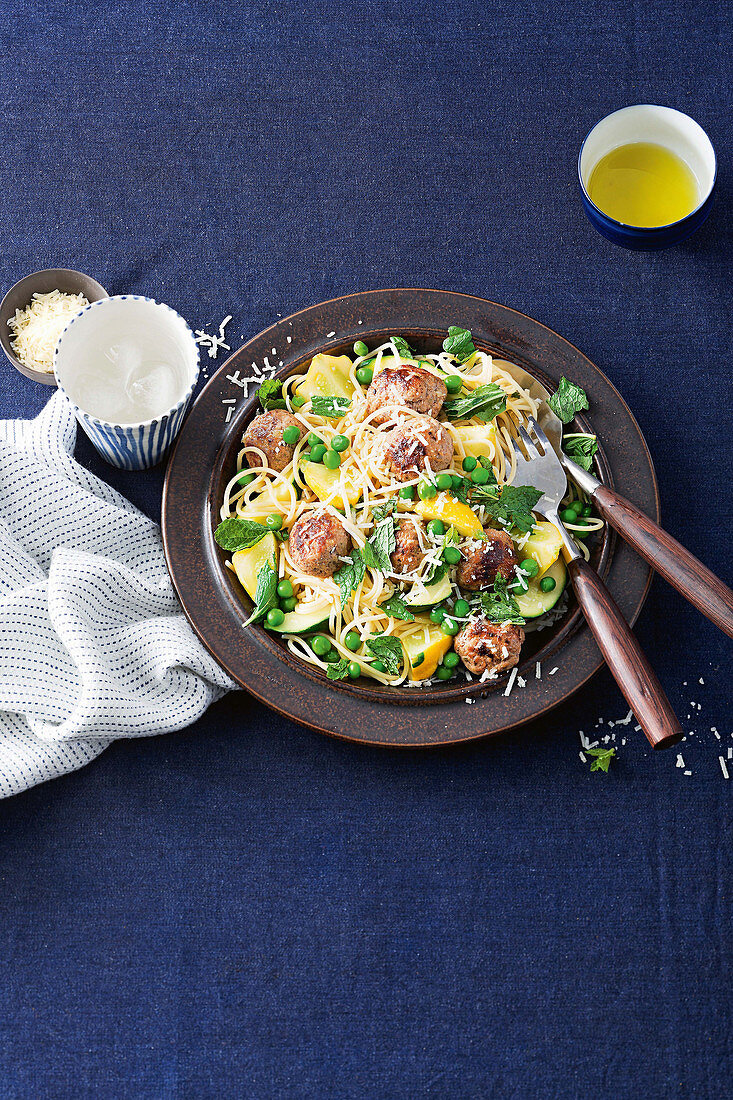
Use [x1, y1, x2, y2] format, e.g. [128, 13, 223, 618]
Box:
[8, 289, 89, 374]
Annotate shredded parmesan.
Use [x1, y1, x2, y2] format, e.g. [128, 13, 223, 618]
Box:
[8, 289, 89, 373]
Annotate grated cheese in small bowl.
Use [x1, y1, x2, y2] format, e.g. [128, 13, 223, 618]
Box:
[8, 289, 90, 374]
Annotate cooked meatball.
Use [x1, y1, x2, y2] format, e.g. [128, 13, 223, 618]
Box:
[366, 366, 447, 426]
[454, 619, 525, 676]
[243, 410, 304, 473]
[390, 517, 426, 575]
[289, 511, 351, 578]
[382, 417, 454, 482]
[456, 527, 518, 590]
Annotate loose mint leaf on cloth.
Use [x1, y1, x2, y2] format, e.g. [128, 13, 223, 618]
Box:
[310, 395, 351, 419]
[549, 377, 590, 423]
[442, 325, 476, 363]
[258, 378, 286, 410]
[381, 594, 415, 621]
[587, 746, 616, 773]
[333, 548, 366, 609]
[563, 434, 598, 472]
[390, 335, 415, 359]
[366, 634, 403, 675]
[474, 575, 526, 625]
[214, 516, 270, 552]
[244, 557, 278, 625]
[326, 658, 351, 680]
[443, 383, 507, 423]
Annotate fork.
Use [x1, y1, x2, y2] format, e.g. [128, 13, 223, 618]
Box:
[510, 417, 682, 750]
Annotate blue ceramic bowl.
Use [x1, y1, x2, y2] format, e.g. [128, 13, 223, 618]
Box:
[578, 105, 717, 251]
[54, 295, 199, 470]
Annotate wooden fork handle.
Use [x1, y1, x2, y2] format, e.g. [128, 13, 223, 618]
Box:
[567, 556, 682, 750]
[593, 485, 733, 639]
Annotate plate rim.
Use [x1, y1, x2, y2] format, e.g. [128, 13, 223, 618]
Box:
[162, 289, 659, 747]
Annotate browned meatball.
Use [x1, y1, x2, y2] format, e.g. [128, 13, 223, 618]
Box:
[289, 511, 351, 578]
[456, 528, 518, 590]
[390, 517, 426, 575]
[366, 366, 447, 425]
[382, 417, 454, 482]
[243, 410, 304, 473]
[454, 619, 525, 676]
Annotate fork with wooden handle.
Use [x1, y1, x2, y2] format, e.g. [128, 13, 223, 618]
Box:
[512, 419, 682, 750]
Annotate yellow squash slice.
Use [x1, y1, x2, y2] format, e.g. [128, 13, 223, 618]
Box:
[402, 617, 453, 681]
[520, 520, 564, 576]
[414, 491, 483, 538]
[232, 532, 278, 602]
[297, 353, 355, 401]
[452, 423, 496, 462]
[302, 462, 362, 509]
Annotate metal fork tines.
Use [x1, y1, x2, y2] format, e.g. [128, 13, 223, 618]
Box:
[509, 417, 569, 518]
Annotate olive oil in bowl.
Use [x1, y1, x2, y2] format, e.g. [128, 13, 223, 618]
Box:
[587, 142, 699, 228]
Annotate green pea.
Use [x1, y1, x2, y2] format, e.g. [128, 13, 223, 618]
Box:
[443, 651, 460, 669]
[345, 631, 361, 652]
[324, 648, 340, 663]
[453, 598, 470, 617]
[332, 434, 349, 452]
[300, 450, 312, 463]
[277, 579, 293, 598]
[427, 519, 445, 538]
[471, 467, 490, 486]
[356, 364, 374, 385]
[310, 636, 330, 657]
[371, 660, 387, 673]
[429, 607, 445, 625]
[444, 546, 461, 565]
[436, 472, 453, 491]
[323, 450, 341, 470]
[398, 485, 415, 500]
[436, 665, 453, 680]
[347, 661, 361, 679]
[266, 607, 285, 627]
[462, 456, 477, 472]
[451, 474, 463, 491]
[520, 557, 539, 577]
[441, 618, 460, 637]
[561, 507, 578, 523]
[237, 471, 256, 486]
[310, 444, 327, 463]
[413, 652, 425, 667]
[581, 503, 592, 518]
[282, 426, 300, 445]
[444, 374, 463, 394]
[418, 481, 437, 500]
[291, 394, 306, 409]
[266, 513, 283, 531]
[353, 340, 369, 357]
[281, 596, 297, 612]
[539, 576, 556, 593]
[308, 432, 322, 448]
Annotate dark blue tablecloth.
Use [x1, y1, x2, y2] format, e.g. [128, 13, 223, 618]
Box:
[1, 2, 731, 1096]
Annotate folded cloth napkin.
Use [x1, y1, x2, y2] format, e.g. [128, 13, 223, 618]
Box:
[0, 392, 236, 798]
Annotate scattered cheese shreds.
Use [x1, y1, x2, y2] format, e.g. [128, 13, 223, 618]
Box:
[719, 757, 729, 779]
[195, 315, 232, 359]
[9, 289, 90, 373]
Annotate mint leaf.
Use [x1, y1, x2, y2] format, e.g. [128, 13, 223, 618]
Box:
[549, 377, 589, 424]
[258, 378, 286, 411]
[381, 594, 415, 622]
[333, 548, 365, 609]
[326, 658, 351, 681]
[424, 559, 448, 586]
[310, 395, 351, 419]
[245, 557, 278, 625]
[390, 335, 415, 359]
[474, 575, 525, 625]
[442, 325, 476, 363]
[214, 516, 270, 552]
[363, 512, 396, 574]
[472, 483, 542, 534]
[587, 746, 616, 773]
[444, 383, 507, 423]
[366, 634, 403, 675]
[563, 434, 598, 472]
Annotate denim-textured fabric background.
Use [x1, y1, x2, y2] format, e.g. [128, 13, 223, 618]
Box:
[1, 1, 731, 1097]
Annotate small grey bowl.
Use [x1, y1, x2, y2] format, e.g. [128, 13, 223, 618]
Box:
[0, 268, 108, 386]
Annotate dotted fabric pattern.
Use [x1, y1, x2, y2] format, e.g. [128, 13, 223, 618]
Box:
[0, 392, 236, 798]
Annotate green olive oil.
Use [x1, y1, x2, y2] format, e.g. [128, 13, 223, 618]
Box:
[588, 142, 699, 227]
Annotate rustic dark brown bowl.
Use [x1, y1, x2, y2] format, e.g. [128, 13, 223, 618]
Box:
[162, 290, 658, 747]
[0, 268, 108, 385]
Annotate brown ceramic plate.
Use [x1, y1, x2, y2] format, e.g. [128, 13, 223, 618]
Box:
[162, 289, 658, 747]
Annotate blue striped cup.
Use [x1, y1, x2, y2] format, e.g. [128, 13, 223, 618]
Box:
[54, 295, 199, 469]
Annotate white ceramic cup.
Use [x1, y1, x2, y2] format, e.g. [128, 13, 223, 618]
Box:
[54, 295, 199, 469]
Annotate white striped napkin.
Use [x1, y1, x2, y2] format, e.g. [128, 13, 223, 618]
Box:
[0, 391, 236, 798]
